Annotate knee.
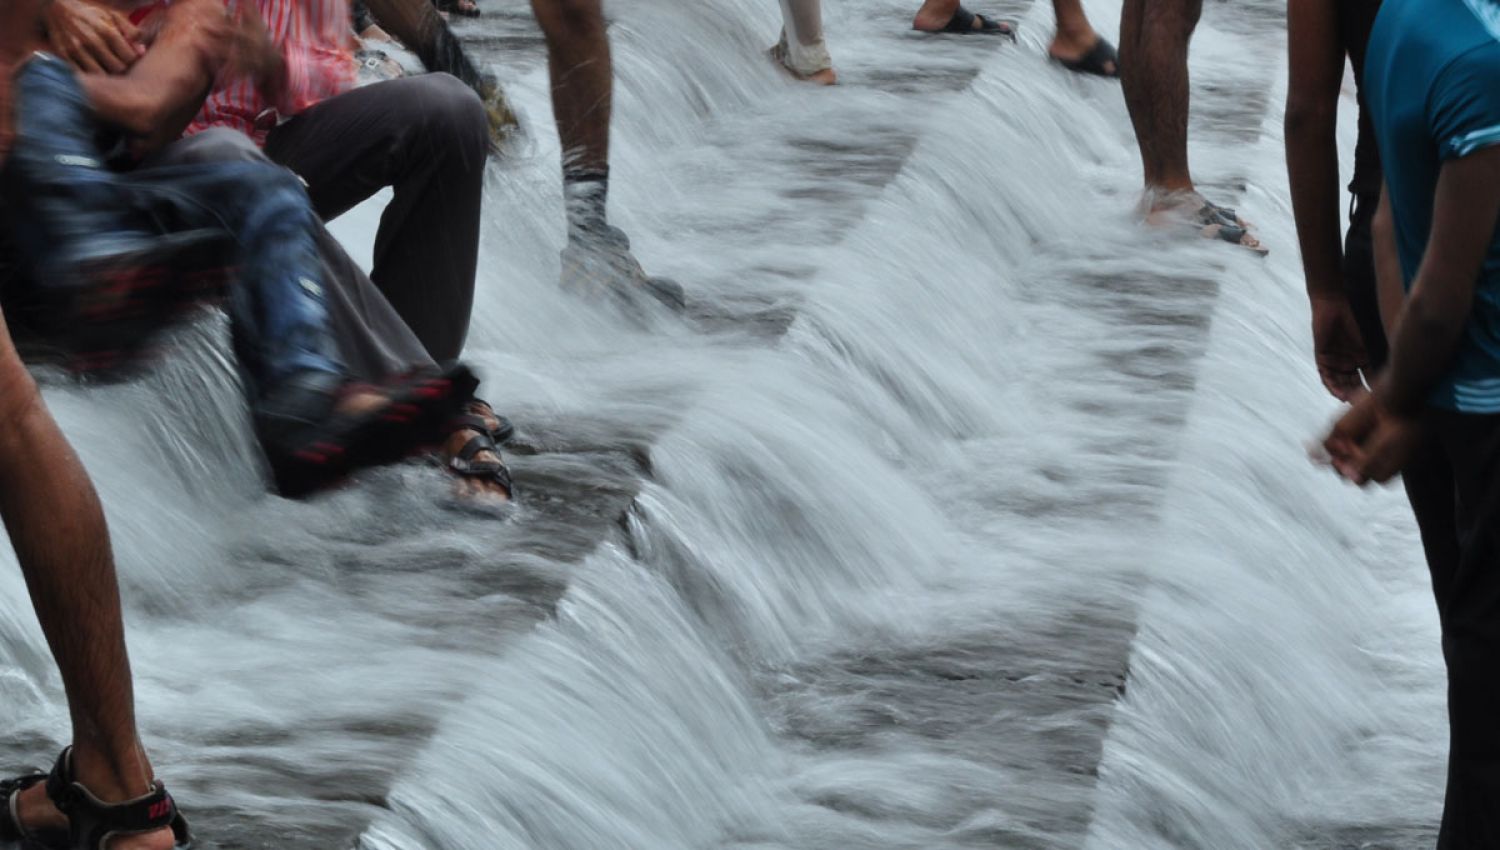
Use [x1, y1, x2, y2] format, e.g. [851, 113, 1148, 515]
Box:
[411, 74, 488, 159]
[173, 129, 270, 166]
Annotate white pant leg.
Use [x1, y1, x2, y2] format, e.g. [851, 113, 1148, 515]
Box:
[776, 0, 832, 75]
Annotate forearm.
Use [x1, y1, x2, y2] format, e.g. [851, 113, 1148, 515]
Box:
[531, 0, 611, 172]
[1376, 282, 1471, 414]
[77, 41, 213, 138]
[1285, 107, 1344, 298]
[1374, 153, 1500, 413]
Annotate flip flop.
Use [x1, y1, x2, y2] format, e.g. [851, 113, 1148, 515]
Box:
[934, 6, 1017, 38]
[1055, 37, 1119, 78]
[434, 0, 480, 17]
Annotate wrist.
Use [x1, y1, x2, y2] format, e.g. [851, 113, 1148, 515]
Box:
[1306, 280, 1348, 302]
[1372, 374, 1423, 420]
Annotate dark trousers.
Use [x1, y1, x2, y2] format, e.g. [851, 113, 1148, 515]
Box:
[263, 73, 488, 363]
[0, 55, 340, 395]
[1404, 410, 1500, 849]
[1344, 191, 1388, 373]
[150, 129, 438, 384]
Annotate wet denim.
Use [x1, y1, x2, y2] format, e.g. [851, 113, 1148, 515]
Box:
[0, 53, 342, 395]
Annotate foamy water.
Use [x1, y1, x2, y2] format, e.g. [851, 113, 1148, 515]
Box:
[0, 0, 1448, 847]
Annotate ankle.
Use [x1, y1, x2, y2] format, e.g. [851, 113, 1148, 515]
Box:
[68, 743, 155, 804]
[1053, 19, 1095, 43]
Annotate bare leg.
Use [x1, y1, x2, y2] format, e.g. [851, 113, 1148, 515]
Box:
[0, 314, 172, 850]
[1119, 0, 1200, 198]
[529, 0, 612, 172]
[1048, 0, 1105, 65]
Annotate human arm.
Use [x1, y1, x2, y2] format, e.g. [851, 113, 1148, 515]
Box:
[1285, 0, 1367, 399]
[73, 0, 278, 155]
[1, 0, 46, 162]
[1376, 149, 1500, 416]
[41, 0, 144, 75]
[1324, 149, 1500, 484]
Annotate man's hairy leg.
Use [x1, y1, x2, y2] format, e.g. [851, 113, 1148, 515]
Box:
[0, 314, 172, 849]
[529, 0, 611, 170]
[1120, 0, 1199, 196]
[3, 5, 172, 847]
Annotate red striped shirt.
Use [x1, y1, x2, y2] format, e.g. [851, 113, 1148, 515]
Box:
[181, 0, 356, 145]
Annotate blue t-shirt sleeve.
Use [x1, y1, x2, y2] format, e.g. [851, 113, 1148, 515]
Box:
[1429, 42, 1500, 160]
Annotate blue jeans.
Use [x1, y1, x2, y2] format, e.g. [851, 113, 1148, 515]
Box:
[0, 54, 342, 396]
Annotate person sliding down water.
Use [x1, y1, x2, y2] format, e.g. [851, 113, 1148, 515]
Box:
[0, 5, 475, 499]
[31, 0, 516, 509]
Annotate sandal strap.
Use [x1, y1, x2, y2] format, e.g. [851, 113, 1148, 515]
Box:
[453, 432, 497, 466]
[45, 747, 188, 850]
[943, 6, 976, 31]
[459, 397, 516, 443]
[448, 433, 515, 495]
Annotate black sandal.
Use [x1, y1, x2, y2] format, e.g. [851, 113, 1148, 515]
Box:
[1055, 37, 1118, 77]
[1190, 205, 1266, 254]
[447, 429, 514, 501]
[463, 398, 516, 444]
[44, 747, 191, 849]
[935, 6, 1017, 38]
[434, 0, 481, 17]
[0, 770, 64, 848]
[257, 363, 478, 498]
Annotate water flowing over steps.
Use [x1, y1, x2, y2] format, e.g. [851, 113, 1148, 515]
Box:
[0, 2, 1304, 848]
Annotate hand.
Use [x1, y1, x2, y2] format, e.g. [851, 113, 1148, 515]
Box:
[43, 0, 144, 75]
[155, 0, 237, 78]
[1310, 292, 1371, 401]
[560, 224, 685, 310]
[222, 1, 285, 97]
[1321, 391, 1423, 486]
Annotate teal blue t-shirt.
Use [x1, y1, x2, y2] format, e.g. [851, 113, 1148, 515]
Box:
[1365, 0, 1500, 412]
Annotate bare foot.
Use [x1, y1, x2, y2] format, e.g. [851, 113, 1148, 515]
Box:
[15, 782, 174, 850]
[801, 67, 838, 85]
[767, 45, 838, 85]
[334, 384, 392, 418]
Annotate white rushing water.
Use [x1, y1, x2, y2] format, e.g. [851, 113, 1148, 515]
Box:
[0, 0, 1451, 847]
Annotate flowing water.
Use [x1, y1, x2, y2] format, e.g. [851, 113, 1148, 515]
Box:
[0, 0, 1454, 847]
